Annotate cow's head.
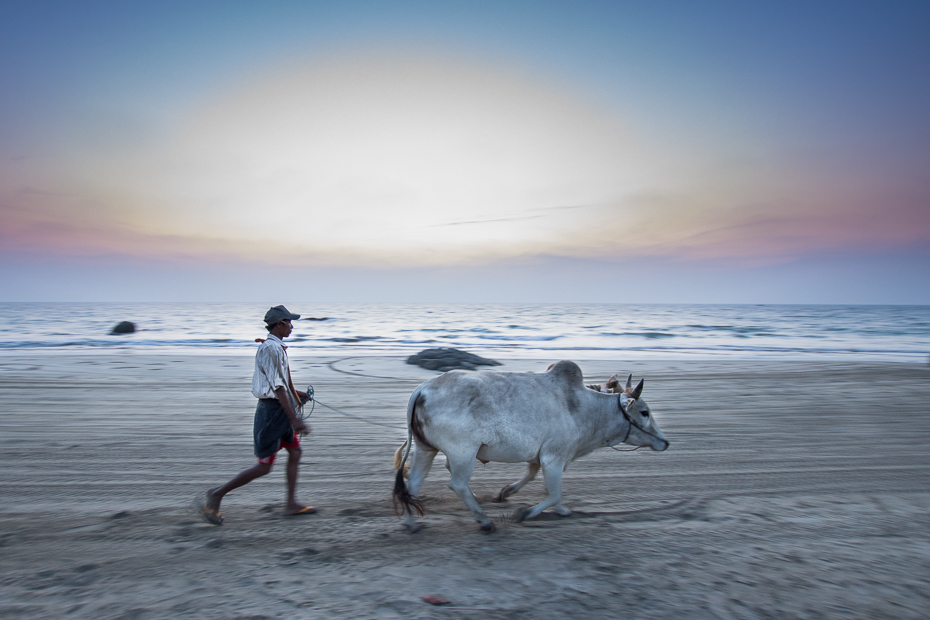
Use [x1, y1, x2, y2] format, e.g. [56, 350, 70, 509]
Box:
[619, 378, 669, 451]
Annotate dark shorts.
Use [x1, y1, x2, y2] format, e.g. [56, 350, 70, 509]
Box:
[253, 398, 298, 464]
[257, 434, 299, 465]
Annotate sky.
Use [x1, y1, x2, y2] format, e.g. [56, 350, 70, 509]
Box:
[1, 0, 928, 303]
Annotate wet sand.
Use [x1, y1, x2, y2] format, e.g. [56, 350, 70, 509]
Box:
[1, 354, 929, 619]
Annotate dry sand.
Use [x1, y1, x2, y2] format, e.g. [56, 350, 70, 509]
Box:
[1, 353, 929, 619]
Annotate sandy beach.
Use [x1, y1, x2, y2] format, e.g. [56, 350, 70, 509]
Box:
[1, 353, 929, 618]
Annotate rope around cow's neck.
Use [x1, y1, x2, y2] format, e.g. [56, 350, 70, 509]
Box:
[609, 411, 642, 451]
[612, 395, 666, 451]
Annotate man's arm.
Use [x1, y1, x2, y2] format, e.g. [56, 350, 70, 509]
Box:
[274, 386, 309, 435]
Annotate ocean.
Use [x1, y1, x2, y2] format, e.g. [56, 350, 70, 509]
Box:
[1, 303, 927, 362]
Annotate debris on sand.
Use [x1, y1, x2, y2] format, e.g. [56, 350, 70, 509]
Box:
[406, 347, 502, 372]
[421, 595, 451, 606]
[110, 321, 135, 334]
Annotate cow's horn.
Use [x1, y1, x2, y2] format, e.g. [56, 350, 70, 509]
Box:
[631, 378, 644, 400]
[625, 374, 633, 390]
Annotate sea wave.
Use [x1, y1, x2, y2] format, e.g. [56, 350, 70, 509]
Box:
[0, 302, 927, 361]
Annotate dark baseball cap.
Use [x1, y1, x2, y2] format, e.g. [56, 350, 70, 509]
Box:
[264, 305, 300, 325]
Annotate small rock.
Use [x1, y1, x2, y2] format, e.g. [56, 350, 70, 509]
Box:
[110, 321, 135, 335]
[406, 348, 501, 372]
[421, 595, 451, 606]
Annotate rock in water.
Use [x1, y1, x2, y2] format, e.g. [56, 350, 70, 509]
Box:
[110, 321, 136, 335]
[406, 347, 501, 372]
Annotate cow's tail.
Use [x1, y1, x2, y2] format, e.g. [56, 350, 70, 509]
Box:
[392, 386, 426, 517]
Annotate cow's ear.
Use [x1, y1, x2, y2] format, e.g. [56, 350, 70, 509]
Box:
[631, 378, 644, 400]
[625, 374, 633, 390]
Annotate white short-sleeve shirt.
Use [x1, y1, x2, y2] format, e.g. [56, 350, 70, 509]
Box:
[252, 334, 291, 399]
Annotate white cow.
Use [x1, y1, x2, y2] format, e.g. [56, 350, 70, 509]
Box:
[392, 360, 669, 532]
[392, 370, 630, 477]
[392, 371, 628, 476]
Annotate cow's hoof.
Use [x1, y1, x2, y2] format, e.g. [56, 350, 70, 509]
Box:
[494, 488, 510, 503]
[512, 507, 532, 523]
[479, 521, 496, 533]
[405, 522, 424, 533]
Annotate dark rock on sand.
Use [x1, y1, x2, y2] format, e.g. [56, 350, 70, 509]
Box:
[406, 347, 502, 372]
[110, 321, 136, 335]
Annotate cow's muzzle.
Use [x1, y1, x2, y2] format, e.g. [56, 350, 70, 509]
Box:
[652, 438, 670, 452]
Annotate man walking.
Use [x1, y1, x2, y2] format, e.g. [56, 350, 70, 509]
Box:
[201, 305, 315, 525]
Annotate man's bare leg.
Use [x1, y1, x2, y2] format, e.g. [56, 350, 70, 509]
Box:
[284, 444, 314, 514]
[206, 462, 273, 514]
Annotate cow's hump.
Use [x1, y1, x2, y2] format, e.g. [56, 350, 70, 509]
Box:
[546, 360, 585, 388]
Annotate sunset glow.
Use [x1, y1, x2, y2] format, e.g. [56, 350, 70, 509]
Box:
[1, 1, 928, 301]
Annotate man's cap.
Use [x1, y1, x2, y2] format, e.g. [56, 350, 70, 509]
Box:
[264, 305, 300, 325]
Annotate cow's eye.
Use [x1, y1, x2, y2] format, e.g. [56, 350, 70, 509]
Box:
[641, 411, 650, 418]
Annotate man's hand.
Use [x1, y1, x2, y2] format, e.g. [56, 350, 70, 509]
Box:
[293, 419, 311, 436]
[296, 390, 312, 402]
[274, 385, 310, 436]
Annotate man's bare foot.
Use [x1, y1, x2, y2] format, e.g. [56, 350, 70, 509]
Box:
[285, 504, 317, 516]
[200, 488, 224, 525]
[205, 487, 222, 512]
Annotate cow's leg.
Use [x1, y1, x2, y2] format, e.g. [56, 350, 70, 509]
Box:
[406, 446, 437, 498]
[551, 461, 572, 515]
[513, 459, 565, 523]
[402, 446, 437, 531]
[447, 453, 495, 532]
[496, 461, 541, 502]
